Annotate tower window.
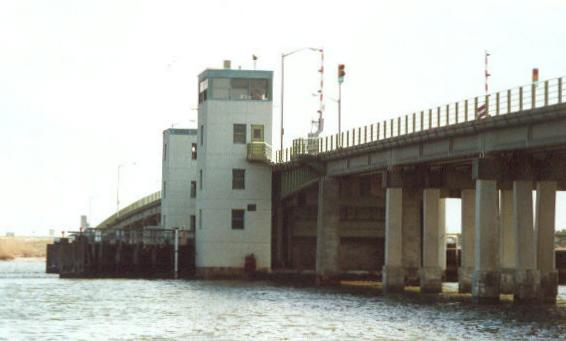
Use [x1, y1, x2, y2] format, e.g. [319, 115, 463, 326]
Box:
[233, 124, 246, 144]
[199, 78, 208, 103]
[200, 125, 204, 145]
[199, 170, 203, 190]
[190, 181, 196, 198]
[232, 169, 245, 190]
[190, 215, 196, 231]
[231, 209, 245, 230]
[191, 143, 197, 160]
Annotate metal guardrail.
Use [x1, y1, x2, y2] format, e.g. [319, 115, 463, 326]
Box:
[275, 76, 565, 163]
[97, 191, 161, 229]
[78, 227, 193, 246]
[247, 141, 272, 163]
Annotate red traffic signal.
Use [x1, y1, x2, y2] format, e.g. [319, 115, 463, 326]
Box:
[532, 68, 539, 83]
[338, 64, 345, 83]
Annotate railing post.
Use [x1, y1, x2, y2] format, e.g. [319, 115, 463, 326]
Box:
[544, 80, 549, 106]
[474, 97, 478, 119]
[532, 83, 536, 109]
[496, 92, 500, 115]
[455, 102, 459, 123]
[404, 115, 408, 135]
[358, 127, 361, 145]
[436, 107, 440, 127]
[559, 78, 563, 104]
[420, 111, 424, 131]
[346, 130, 350, 147]
[412, 112, 416, 132]
[464, 100, 468, 122]
[507, 89, 511, 113]
[370, 124, 374, 141]
[445, 104, 449, 125]
[377, 122, 381, 140]
[428, 109, 432, 129]
[364, 126, 367, 143]
[397, 117, 401, 136]
[519, 86, 523, 111]
[390, 118, 394, 137]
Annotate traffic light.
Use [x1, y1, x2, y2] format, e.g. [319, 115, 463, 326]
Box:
[532, 68, 539, 83]
[338, 64, 345, 83]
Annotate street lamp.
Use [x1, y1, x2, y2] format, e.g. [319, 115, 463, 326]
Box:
[116, 162, 136, 218]
[280, 47, 321, 158]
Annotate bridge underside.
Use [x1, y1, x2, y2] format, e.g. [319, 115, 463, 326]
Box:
[272, 103, 566, 302]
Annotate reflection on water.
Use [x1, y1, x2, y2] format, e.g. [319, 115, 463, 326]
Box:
[1, 259, 566, 340]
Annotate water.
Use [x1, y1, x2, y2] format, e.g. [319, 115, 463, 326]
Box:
[1, 260, 566, 340]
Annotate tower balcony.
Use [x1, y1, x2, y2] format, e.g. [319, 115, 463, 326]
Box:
[247, 141, 272, 163]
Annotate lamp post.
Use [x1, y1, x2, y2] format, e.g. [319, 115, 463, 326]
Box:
[116, 162, 136, 218]
[280, 47, 321, 159]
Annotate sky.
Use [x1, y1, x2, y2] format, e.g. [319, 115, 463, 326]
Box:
[1, 0, 565, 236]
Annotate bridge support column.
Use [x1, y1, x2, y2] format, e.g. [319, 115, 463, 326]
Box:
[420, 188, 443, 293]
[383, 186, 404, 293]
[536, 181, 558, 303]
[458, 189, 475, 293]
[472, 175, 500, 303]
[402, 187, 422, 286]
[513, 180, 540, 303]
[438, 198, 446, 273]
[499, 189, 516, 294]
[315, 177, 340, 285]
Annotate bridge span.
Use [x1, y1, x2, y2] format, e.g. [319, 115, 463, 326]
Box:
[271, 76, 566, 303]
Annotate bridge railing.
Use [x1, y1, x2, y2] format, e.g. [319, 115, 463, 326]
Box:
[275, 76, 565, 163]
[96, 191, 161, 229]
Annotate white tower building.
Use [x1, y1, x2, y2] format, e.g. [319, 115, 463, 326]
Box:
[195, 64, 273, 277]
[161, 128, 198, 231]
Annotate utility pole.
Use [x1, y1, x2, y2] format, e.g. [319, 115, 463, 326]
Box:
[280, 47, 321, 160]
[337, 64, 345, 148]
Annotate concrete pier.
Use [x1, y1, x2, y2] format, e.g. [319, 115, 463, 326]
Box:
[402, 187, 422, 285]
[535, 181, 558, 303]
[383, 186, 405, 293]
[420, 188, 443, 293]
[472, 177, 500, 303]
[315, 177, 341, 285]
[499, 189, 515, 294]
[513, 180, 540, 302]
[458, 189, 475, 293]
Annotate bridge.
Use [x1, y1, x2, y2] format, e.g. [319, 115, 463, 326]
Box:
[271, 76, 566, 303]
[96, 191, 161, 230]
[77, 75, 566, 302]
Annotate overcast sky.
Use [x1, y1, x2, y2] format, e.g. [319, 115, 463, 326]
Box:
[1, 0, 565, 236]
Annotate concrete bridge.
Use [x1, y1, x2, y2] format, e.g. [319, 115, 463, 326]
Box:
[271, 76, 566, 303]
[97, 191, 161, 230]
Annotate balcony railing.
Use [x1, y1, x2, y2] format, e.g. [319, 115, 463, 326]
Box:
[247, 141, 272, 163]
[275, 76, 565, 163]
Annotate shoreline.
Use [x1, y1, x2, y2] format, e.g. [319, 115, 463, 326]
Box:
[0, 256, 46, 262]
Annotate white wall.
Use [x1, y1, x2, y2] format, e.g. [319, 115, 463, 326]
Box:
[196, 83, 273, 271]
[161, 129, 198, 230]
